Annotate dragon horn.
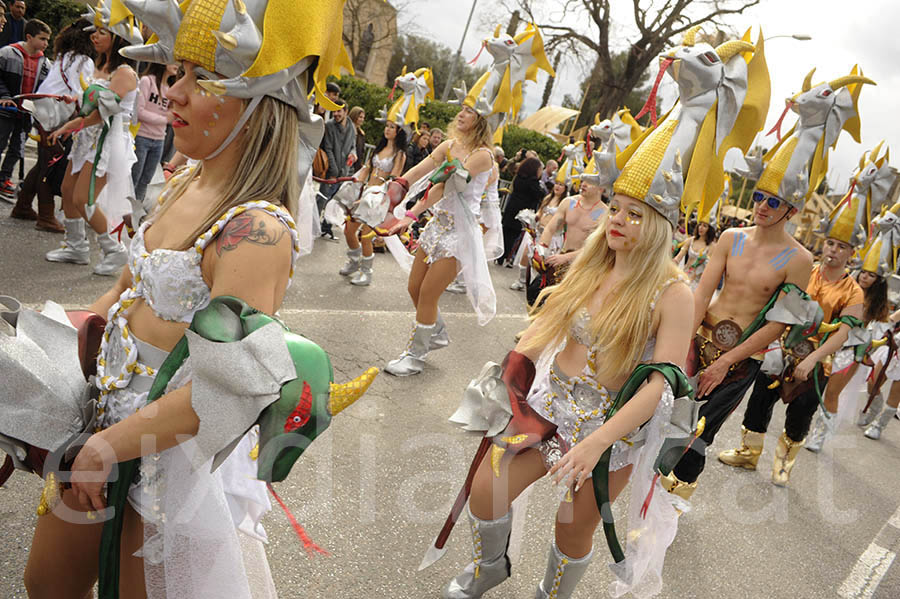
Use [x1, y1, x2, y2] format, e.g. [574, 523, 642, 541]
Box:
[801, 68, 816, 92]
[682, 24, 702, 46]
[818, 321, 842, 334]
[494, 24, 502, 38]
[328, 367, 379, 416]
[715, 40, 754, 63]
[828, 75, 876, 91]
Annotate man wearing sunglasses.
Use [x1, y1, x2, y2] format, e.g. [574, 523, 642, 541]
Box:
[718, 194, 864, 486]
[660, 182, 813, 500]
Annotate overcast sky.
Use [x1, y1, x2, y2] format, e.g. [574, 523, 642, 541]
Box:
[405, 0, 898, 194]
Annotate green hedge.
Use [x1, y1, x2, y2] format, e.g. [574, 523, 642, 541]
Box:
[334, 75, 562, 162]
[500, 126, 561, 164]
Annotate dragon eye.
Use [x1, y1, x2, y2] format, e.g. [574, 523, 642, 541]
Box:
[506, 40, 514, 45]
[821, 89, 832, 97]
[700, 51, 720, 65]
[284, 381, 313, 433]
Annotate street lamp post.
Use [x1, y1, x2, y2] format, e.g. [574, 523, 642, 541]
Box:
[441, 0, 479, 101]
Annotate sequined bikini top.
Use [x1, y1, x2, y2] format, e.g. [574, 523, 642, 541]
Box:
[570, 276, 684, 362]
[130, 201, 299, 323]
[94, 191, 301, 396]
[371, 152, 396, 173]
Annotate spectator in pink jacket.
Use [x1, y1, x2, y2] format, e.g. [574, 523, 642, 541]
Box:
[131, 62, 176, 202]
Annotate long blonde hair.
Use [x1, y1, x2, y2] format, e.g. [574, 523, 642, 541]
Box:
[447, 108, 492, 153]
[153, 96, 301, 250]
[523, 202, 683, 380]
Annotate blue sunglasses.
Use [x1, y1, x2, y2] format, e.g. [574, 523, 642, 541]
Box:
[751, 190, 785, 210]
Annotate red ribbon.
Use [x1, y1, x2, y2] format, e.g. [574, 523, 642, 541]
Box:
[468, 41, 486, 65]
[387, 78, 398, 101]
[634, 57, 674, 128]
[766, 101, 794, 142]
[267, 483, 330, 557]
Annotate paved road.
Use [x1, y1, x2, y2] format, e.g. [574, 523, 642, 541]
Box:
[1, 198, 899, 599]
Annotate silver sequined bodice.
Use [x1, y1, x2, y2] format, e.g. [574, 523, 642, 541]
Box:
[130, 222, 210, 323]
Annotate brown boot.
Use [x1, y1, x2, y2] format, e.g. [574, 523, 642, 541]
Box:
[10, 197, 37, 220]
[35, 191, 64, 233]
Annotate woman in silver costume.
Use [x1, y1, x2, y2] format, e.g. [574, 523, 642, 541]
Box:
[384, 104, 496, 376]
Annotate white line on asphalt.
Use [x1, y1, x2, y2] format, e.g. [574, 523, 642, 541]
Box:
[838, 502, 900, 599]
[888, 503, 900, 530]
[838, 544, 896, 599]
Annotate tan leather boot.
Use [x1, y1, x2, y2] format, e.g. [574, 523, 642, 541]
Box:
[718, 426, 765, 470]
[772, 430, 804, 487]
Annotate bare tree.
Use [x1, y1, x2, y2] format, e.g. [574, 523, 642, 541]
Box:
[503, 0, 761, 127]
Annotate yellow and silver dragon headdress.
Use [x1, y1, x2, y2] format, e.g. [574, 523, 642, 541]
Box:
[738, 65, 875, 212]
[83, 0, 144, 45]
[450, 23, 554, 141]
[380, 66, 434, 132]
[596, 25, 769, 227]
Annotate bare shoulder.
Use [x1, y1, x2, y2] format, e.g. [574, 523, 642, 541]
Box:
[465, 146, 494, 173]
[213, 208, 292, 258]
[659, 278, 693, 309]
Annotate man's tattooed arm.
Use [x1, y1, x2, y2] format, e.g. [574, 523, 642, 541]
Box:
[215, 212, 287, 256]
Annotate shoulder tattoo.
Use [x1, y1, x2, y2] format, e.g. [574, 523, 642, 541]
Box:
[215, 211, 287, 256]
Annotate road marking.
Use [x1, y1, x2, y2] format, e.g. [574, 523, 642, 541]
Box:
[838, 503, 900, 598]
[838, 544, 896, 599]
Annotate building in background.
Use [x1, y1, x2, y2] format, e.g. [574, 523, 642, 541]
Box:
[343, 0, 397, 86]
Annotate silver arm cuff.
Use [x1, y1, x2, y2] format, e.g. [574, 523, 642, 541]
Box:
[186, 321, 297, 471]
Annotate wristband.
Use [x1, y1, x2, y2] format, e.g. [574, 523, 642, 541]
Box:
[405, 210, 417, 221]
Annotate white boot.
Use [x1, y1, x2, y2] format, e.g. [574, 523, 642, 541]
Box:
[510, 265, 528, 291]
[339, 247, 362, 276]
[442, 508, 512, 599]
[446, 275, 466, 294]
[45, 218, 90, 264]
[428, 312, 450, 352]
[93, 232, 128, 276]
[805, 410, 835, 453]
[350, 255, 373, 286]
[858, 393, 884, 427]
[534, 543, 594, 599]
[385, 322, 433, 376]
[865, 407, 897, 440]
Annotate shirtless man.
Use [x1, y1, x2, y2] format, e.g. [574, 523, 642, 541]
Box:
[718, 233, 862, 486]
[662, 189, 813, 498]
[527, 178, 606, 304]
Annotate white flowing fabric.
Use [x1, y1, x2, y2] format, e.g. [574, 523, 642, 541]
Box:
[385, 167, 497, 325]
[142, 366, 276, 599]
[95, 116, 137, 235]
[296, 170, 318, 256]
[480, 179, 504, 261]
[608, 380, 679, 599]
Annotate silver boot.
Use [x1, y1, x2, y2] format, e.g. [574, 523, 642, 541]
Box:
[442, 508, 512, 599]
[350, 255, 373, 286]
[45, 218, 90, 264]
[510, 265, 528, 291]
[339, 247, 362, 276]
[446, 275, 467, 294]
[805, 411, 834, 453]
[534, 543, 594, 599]
[385, 322, 433, 376]
[858, 393, 884, 427]
[429, 312, 450, 352]
[93, 231, 128, 276]
[865, 407, 897, 440]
